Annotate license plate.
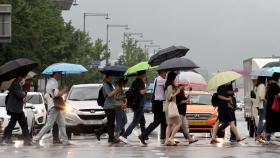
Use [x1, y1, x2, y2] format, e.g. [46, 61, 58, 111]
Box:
[189, 120, 207, 126]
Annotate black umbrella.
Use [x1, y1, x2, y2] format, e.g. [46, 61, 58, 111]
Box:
[100, 65, 128, 76]
[0, 58, 38, 81]
[263, 61, 280, 68]
[157, 58, 199, 71]
[148, 46, 189, 66]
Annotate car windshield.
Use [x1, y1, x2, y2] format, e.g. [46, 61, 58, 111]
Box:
[190, 94, 212, 105]
[26, 94, 43, 104]
[68, 86, 100, 101]
[0, 95, 6, 107]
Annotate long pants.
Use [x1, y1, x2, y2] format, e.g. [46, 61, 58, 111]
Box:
[180, 114, 190, 138]
[96, 109, 116, 141]
[114, 108, 127, 134]
[52, 123, 59, 141]
[256, 108, 266, 136]
[3, 112, 31, 143]
[141, 101, 166, 139]
[123, 108, 145, 138]
[33, 108, 68, 144]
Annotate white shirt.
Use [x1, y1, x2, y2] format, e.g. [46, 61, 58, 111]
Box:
[154, 76, 166, 101]
[44, 78, 59, 110]
[256, 83, 266, 109]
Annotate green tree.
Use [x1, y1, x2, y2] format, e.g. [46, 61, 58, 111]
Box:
[0, 0, 108, 85]
[116, 36, 149, 67]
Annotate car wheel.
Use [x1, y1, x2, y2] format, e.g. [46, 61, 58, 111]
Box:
[66, 129, 72, 140]
[249, 119, 255, 137]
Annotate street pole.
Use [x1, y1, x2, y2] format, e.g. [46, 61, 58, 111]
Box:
[83, 12, 110, 33]
[105, 24, 129, 66]
[106, 24, 109, 66]
[83, 13, 86, 32]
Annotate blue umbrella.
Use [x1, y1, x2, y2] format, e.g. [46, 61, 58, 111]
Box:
[250, 67, 280, 77]
[42, 63, 88, 75]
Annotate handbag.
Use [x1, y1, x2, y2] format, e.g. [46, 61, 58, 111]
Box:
[272, 96, 279, 112]
[167, 101, 180, 118]
[53, 96, 66, 110]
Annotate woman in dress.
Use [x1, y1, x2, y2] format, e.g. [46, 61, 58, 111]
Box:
[164, 72, 183, 146]
[265, 73, 280, 142]
[210, 83, 245, 143]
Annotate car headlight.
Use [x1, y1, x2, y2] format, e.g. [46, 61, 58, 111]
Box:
[0, 117, 4, 123]
[65, 105, 78, 113]
[33, 110, 38, 114]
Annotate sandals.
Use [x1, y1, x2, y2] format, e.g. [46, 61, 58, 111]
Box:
[189, 139, 199, 144]
[210, 139, 220, 144]
[237, 137, 246, 142]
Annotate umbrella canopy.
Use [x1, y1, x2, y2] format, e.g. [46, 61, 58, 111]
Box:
[263, 61, 280, 68]
[0, 58, 38, 81]
[232, 69, 250, 76]
[250, 67, 280, 77]
[42, 63, 88, 75]
[207, 71, 242, 90]
[157, 58, 199, 71]
[124, 62, 151, 76]
[176, 71, 207, 88]
[100, 65, 128, 76]
[148, 46, 189, 66]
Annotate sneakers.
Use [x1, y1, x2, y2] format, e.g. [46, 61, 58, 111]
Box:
[119, 136, 128, 144]
[53, 140, 63, 145]
[138, 135, 147, 145]
[160, 139, 165, 144]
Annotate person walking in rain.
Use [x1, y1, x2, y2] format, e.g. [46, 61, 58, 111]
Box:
[2, 71, 32, 145]
[255, 76, 267, 143]
[33, 72, 70, 145]
[114, 78, 128, 141]
[176, 85, 198, 144]
[164, 72, 182, 146]
[95, 72, 121, 144]
[138, 70, 167, 145]
[265, 73, 280, 142]
[210, 83, 245, 144]
[119, 70, 147, 144]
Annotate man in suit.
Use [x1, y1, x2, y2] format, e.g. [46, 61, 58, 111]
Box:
[2, 71, 32, 145]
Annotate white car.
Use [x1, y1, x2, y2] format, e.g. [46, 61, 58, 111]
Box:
[65, 84, 107, 139]
[0, 93, 35, 136]
[24, 92, 47, 129]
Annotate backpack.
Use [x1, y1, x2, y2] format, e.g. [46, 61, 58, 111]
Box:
[97, 86, 105, 107]
[126, 87, 139, 110]
[211, 93, 219, 107]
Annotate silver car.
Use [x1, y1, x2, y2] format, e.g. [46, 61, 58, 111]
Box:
[64, 84, 107, 139]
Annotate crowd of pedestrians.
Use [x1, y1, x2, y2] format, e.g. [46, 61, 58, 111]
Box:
[2, 66, 280, 147]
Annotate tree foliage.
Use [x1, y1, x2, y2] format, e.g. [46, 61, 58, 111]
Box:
[0, 0, 107, 85]
[116, 36, 149, 67]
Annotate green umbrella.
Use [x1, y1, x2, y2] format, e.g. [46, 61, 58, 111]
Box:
[124, 61, 152, 76]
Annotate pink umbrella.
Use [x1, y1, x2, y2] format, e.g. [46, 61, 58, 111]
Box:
[176, 71, 207, 88]
[232, 69, 250, 76]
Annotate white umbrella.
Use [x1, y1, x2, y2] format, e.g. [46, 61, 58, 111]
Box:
[176, 71, 207, 88]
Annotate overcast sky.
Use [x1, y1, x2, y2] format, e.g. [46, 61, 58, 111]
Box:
[62, 0, 280, 73]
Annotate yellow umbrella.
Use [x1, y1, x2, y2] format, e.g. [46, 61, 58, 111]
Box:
[207, 71, 242, 90]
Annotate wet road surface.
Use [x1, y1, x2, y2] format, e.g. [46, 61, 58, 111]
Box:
[1, 111, 280, 158]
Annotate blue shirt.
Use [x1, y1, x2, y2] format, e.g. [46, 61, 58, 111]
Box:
[103, 82, 116, 109]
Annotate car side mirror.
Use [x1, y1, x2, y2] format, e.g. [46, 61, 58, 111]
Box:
[25, 104, 35, 109]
